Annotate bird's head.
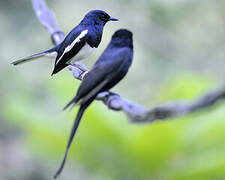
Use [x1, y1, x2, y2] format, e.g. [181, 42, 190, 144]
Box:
[81, 10, 118, 26]
[111, 29, 133, 49]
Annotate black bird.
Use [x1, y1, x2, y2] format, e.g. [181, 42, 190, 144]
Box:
[11, 10, 118, 75]
[54, 29, 133, 178]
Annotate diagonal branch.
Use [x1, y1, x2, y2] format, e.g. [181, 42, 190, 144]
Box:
[31, 0, 225, 123]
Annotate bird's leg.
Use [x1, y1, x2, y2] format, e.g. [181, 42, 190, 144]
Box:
[71, 61, 89, 72]
[79, 71, 89, 80]
[68, 61, 89, 80]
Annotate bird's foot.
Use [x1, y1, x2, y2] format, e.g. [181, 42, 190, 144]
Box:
[79, 71, 88, 80]
[68, 62, 89, 80]
[71, 61, 88, 72]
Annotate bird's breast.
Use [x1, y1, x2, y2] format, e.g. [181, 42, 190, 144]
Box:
[70, 43, 95, 63]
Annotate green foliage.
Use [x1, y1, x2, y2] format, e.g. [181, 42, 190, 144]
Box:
[3, 73, 225, 179]
[158, 74, 212, 102]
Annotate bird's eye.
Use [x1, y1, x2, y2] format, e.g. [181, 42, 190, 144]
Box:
[100, 14, 107, 20]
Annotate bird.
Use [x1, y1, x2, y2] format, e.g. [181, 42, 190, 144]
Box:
[11, 10, 118, 75]
[53, 29, 133, 178]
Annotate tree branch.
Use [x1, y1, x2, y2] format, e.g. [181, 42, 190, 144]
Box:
[31, 0, 225, 123]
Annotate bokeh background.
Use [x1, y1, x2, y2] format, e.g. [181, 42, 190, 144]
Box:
[1, 0, 225, 179]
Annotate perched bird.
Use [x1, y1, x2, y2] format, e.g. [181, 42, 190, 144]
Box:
[54, 29, 133, 178]
[11, 10, 118, 75]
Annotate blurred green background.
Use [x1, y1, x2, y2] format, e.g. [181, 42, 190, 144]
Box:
[1, 0, 225, 179]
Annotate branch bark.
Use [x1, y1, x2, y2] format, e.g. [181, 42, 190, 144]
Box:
[31, 0, 225, 123]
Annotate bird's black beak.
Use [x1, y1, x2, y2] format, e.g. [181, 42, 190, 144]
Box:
[109, 17, 119, 21]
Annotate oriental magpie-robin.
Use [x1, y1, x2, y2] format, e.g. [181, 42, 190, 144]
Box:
[11, 10, 118, 75]
[54, 29, 133, 178]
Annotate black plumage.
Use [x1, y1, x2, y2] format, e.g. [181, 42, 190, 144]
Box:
[12, 10, 118, 75]
[54, 29, 134, 178]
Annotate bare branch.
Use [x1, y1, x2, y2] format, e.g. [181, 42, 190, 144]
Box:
[31, 0, 225, 123]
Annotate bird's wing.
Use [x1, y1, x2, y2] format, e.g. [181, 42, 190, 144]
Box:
[51, 29, 89, 75]
[75, 48, 132, 104]
[63, 77, 108, 110]
[80, 79, 109, 105]
[63, 62, 110, 110]
[63, 48, 132, 110]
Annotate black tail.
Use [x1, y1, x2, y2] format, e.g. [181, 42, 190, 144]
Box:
[11, 45, 59, 66]
[63, 96, 79, 111]
[53, 102, 90, 179]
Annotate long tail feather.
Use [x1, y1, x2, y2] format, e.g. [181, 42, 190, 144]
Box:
[54, 103, 89, 179]
[63, 96, 78, 111]
[11, 46, 58, 66]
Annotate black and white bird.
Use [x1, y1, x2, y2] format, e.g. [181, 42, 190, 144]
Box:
[11, 10, 118, 75]
[54, 29, 133, 178]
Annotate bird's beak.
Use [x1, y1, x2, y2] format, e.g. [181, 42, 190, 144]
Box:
[109, 17, 119, 21]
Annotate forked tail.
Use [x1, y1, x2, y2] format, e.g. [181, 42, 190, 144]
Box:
[53, 102, 89, 179]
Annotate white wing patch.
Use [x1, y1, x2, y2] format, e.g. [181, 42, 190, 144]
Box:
[56, 29, 88, 64]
